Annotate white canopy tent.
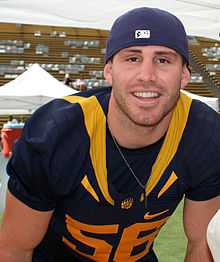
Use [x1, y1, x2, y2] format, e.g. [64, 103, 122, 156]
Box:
[0, 0, 220, 40]
[0, 64, 77, 114]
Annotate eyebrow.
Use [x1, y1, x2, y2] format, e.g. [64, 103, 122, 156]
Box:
[154, 51, 178, 58]
[121, 49, 142, 54]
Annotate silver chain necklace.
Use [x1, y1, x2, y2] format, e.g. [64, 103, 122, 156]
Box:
[111, 135, 148, 208]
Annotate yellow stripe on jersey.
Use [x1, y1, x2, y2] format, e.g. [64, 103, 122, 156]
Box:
[145, 92, 192, 197]
[157, 171, 178, 198]
[81, 175, 100, 202]
[64, 95, 114, 205]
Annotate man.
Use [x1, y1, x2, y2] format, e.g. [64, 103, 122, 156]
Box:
[0, 7, 220, 262]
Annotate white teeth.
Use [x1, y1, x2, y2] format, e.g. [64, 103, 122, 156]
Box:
[134, 92, 159, 98]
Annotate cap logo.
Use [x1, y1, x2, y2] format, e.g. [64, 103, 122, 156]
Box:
[135, 29, 150, 39]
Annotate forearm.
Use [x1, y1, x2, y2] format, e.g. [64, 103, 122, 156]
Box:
[0, 191, 53, 262]
[183, 197, 220, 262]
[184, 241, 213, 262]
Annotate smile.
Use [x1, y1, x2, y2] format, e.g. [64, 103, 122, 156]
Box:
[134, 91, 159, 98]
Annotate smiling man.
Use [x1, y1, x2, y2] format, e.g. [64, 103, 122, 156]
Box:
[105, 45, 189, 148]
[0, 7, 220, 262]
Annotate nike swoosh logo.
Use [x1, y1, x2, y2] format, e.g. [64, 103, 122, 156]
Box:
[144, 209, 169, 220]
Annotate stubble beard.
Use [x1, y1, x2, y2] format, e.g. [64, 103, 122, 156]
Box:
[113, 88, 180, 129]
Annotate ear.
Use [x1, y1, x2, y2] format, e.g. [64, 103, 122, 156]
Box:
[180, 64, 191, 90]
[104, 61, 113, 86]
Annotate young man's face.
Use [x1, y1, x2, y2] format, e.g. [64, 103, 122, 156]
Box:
[104, 45, 190, 128]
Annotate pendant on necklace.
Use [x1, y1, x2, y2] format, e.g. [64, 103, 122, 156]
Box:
[140, 189, 147, 209]
[121, 197, 133, 209]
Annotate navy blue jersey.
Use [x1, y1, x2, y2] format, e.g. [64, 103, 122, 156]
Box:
[7, 87, 220, 261]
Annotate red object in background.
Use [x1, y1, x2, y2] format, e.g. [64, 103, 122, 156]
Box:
[1, 128, 23, 157]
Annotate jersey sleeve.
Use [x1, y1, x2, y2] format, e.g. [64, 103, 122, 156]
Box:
[7, 99, 88, 211]
[184, 103, 220, 201]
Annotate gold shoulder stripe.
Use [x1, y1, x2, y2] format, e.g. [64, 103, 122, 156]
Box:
[64, 95, 114, 205]
[81, 175, 100, 202]
[157, 171, 178, 198]
[146, 93, 192, 197]
[64, 95, 87, 104]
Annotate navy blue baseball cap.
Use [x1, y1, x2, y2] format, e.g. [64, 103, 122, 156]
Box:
[105, 7, 189, 66]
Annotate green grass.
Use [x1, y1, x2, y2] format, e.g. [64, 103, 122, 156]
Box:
[154, 201, 187, 262]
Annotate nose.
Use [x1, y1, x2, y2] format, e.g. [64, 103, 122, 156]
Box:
[137, 59, 157, 83]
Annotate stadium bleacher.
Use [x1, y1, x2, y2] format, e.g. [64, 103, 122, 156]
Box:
[0, 22, 108, 87]
[189, 36, 220, 89]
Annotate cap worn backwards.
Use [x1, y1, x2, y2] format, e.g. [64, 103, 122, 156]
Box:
[105, 7, 189, 65]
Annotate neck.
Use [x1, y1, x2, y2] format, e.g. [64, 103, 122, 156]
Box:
[107, 98, 172, 149]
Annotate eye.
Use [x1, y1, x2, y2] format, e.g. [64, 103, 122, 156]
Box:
[156, 57, 170, 64]
[126, 56, 141, 62]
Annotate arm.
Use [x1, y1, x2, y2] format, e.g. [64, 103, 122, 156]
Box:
[0, 190, 53, 262]
[183, 196, 220, 262]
